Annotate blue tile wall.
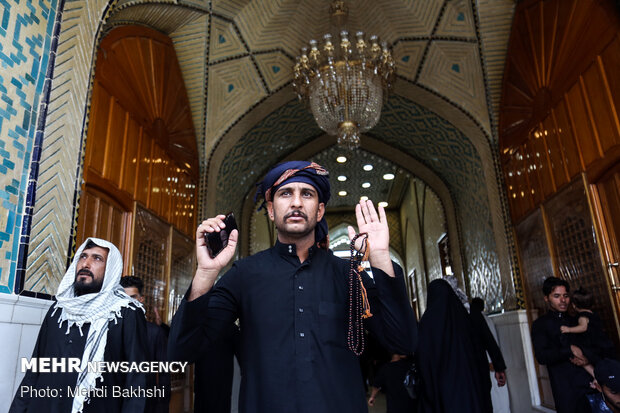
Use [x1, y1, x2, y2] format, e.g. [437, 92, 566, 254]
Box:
[0, 0, 59, 293]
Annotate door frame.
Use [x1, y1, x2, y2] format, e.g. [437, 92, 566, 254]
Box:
[585, 155, 620, 344]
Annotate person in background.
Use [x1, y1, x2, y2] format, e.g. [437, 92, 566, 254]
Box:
[470, 297, 509, 413]
[10, 238, 147, 413]
[368, 353, 416, 413]
[416, 278, 487, 413]
[120, 275, 170, 413]
[592, 358, 620, 413]
[531, 277, 597, 413]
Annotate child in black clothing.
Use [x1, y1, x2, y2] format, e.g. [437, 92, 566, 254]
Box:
[560, 288, 610, 378]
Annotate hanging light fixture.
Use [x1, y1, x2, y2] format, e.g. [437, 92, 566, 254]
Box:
[293, 1, 395, 150]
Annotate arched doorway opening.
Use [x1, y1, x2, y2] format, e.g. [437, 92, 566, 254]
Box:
[77, 25, 199, 411]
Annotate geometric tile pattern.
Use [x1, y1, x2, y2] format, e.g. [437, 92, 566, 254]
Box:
[25, 0, 111, 294]
[474, 0, 516, 130]
[368, 0, 443, 38]
[435, 0, 476, 38]
[211, 0, 247, 20]
[107, 4, 204, 35]
[419, 41, 491, 132]
[0, 0, 59, 293]
[233, 0, 326, 57]
[205, 56, 268, 155]
[170, 14, 210, 162]
[393, 41, 426, 81]
[209, 15, 247, 62]
[254, 52, 294, 93]
[422, 185, 447, 286]
[179, 0, 209, 8]
[401, 178, 449, 312]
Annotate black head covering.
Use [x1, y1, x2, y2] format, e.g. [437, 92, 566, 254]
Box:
[254, 161, 330, 205]
[470, 297, 485, 313]
[255, 161, 331, 245]
[595, 359, 620, 392]
[416, 279, 487, 413]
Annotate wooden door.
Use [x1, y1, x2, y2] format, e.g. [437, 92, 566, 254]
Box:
[589, 162, 620, 341]
[132, 205, 170, 323]
[168, 229, 196, 413]
[545, 180, 620, 349]
[76, 184, 132, 273]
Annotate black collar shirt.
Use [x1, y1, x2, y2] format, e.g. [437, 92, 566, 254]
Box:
[531, 310, 593, 413]
[169, 241, 417, 413]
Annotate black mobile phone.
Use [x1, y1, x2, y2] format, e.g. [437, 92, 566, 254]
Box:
[204, 213, 238, 258]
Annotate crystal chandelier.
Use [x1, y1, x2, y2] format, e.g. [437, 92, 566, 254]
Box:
[293, 1, 395, 150]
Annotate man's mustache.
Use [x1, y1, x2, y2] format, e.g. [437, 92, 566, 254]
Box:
[284, 211, 307, 220]
[76, 268, 94, 278]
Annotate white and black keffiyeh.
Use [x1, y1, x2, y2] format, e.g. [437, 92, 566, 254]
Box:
[52, 237, 142, 413]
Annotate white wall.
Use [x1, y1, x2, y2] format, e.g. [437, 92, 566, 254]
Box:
[0, 294, 51, 412]
[490, 310, 555, 413]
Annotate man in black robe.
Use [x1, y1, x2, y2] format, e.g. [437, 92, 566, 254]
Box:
[531, 277, 596, 413]
[368, 353, 417, 413]
[169, 160, 417, 413]
[120, 275, 170, 413]
[10, 238, 147, 413]
[470, 297, 507, 413]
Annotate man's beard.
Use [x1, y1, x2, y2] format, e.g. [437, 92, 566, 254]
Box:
[73, 269, 104, 296]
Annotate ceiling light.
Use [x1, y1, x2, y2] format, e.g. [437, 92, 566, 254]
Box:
[337, 175, 347, 181]
[363, 164, 373, 171]
[360, 196, 368, 201]
[362, 182, 371, 188]
[383, 173, 395, 180]
[337, 156, 347, 163]
[293, 1, 394, 149]
[378, 201, 388, 208]
[338, 191, 348, 196]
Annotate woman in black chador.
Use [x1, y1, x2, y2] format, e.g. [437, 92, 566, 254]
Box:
[416, 279, 487, 413]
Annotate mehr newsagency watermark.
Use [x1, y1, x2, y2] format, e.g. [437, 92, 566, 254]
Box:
[20, 383, 166, 398]
[19, 357, 188, 399]
[21, 357, 188, 374]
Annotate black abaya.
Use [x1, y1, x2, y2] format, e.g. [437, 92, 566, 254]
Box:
[416, 279, 487, 413]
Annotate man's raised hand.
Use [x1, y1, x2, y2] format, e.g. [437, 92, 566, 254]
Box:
[347, 200, 394, 277]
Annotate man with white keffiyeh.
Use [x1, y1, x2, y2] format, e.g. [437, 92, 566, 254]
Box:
[10, 238, 148, 413]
